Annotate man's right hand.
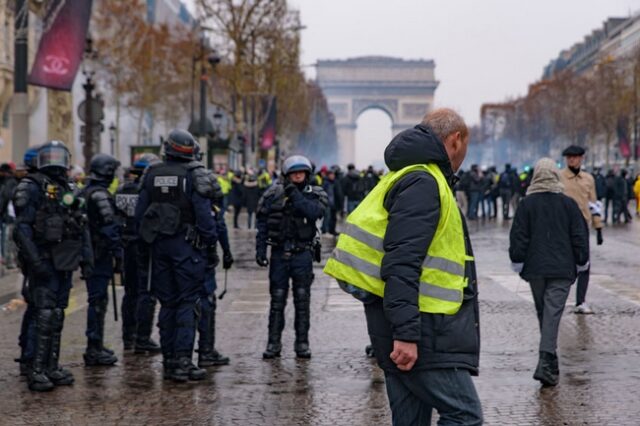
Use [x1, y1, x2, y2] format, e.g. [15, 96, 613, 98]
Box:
[390, 340, 418, 371]
[256, 253, 269, 267]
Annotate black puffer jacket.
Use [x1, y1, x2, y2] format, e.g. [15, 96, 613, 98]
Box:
[364, 124, 480, 375]
[509, 192, 589, 282]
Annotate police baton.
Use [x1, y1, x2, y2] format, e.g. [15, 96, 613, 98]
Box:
[218, 268, 228, 300]
[111, 273, 119, 322]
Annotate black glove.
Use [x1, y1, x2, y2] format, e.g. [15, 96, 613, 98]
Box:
[256, 253, 269, 267]
[596, 228, 603, 246]
[113, 256, 124, 274]
[223, 251, 234, 269]
[284, 183, 298, 197]
[33, 261, 52, 280]
[80, 262, 94, 280]
[207, 248, 220, 269]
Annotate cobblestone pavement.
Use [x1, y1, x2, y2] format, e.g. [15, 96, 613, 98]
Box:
[0, 215, 639, 425]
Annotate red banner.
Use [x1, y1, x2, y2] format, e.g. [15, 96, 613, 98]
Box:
[28, 0, 94, 91]
[260, 96, 277, 150]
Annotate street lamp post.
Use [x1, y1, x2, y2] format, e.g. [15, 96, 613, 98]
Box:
[109, 122, 116, 156]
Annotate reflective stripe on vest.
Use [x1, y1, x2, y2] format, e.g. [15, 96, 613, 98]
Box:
[324, 163, 469, 315]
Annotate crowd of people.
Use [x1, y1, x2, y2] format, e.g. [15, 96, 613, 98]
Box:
[454, 162, 640, 224]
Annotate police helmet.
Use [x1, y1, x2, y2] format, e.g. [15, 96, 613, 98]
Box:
[163, 129, 197, 161]
[37, 141, 71, 172]
[23, 145, 41, 171]
[194, 141, 203, 162]
[282, 155, 312, 176]
[131, 153, 160, 175]
[89, 153, 120, 182]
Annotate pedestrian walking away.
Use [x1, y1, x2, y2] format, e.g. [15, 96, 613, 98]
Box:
[13, 141, 93, 391]
[559, 145, 603, 315]
[136, 129, 218, 383]
[196, 169, 232, 368]
[81, 153, 123, 367]
[509, 157, 590, 387]
[256, 155, 328, 359]
[115, 153, 161, 355]
[325, 108, 483, 425]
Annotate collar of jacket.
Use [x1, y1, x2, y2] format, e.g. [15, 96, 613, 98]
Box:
[562, 167, 584, 180]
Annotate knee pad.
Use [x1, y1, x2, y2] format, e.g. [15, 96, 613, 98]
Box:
[293, 287, 310, 305]
[31, 286, 57, 309]
[35, 308, 55, 334]
[52, 308, 64, 332]
[271, 289, 288, 311]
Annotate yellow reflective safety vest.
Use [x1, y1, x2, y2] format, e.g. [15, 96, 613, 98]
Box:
[217, 175, 231, 195]
[324, 163, 469, 315]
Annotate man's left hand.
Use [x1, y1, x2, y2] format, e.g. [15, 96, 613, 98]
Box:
[390, 340, 418, 371]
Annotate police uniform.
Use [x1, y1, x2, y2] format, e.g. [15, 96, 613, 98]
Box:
[13, 141, 93, 391]
[196, 171, 233, 367]
[256, 155, 328, 359]
[82, 154, 122, 367]
[114, 154, 161, 354]
[135, 129, 217, 382]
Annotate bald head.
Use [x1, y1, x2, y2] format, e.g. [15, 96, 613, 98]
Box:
[421, 108, 469, 172]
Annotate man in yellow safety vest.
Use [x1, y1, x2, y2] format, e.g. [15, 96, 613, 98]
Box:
[324, 108, 482, 425]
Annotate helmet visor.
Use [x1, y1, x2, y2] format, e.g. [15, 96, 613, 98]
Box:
[37, 146, 70, 170]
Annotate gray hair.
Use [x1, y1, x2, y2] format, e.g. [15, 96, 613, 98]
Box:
[421, 108, 468, 142]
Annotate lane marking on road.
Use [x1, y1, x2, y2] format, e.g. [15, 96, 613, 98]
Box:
[486, 274, 533, 303]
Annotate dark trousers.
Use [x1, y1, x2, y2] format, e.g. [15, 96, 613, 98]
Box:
[136, 243, 157, 341]
[467, 191, 482, 220]
[152, 235, 204, 357]
[198, 268, 217, 351]
[22, 263, 72, 361]
[528, 278, 572, 353]
[233, 204, 242, 228]
[499, 189, 512, 219]
[268, 250, 314, 342]
[85, 254, 112, 343]
[604, 197, 614, 223]
[384, 369, 483, 426]
[121, 243, 138, 341]
[576, 268, 589, 306]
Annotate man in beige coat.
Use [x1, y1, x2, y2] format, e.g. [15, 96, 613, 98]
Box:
[560, 145, 604, 314]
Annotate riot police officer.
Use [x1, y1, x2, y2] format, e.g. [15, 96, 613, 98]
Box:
[82, 153, 122, 366]
[15, 145, 40, 376]
[13, 141, 93, 391]
[256, 155, 327, 359]
[115, 153, 161, 354]
[135, 129, 217, 382]
[197, 169, 233, 367]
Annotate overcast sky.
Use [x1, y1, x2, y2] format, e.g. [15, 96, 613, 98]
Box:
[186, 0, 640, 167]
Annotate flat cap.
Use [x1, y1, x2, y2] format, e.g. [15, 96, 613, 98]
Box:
[562, 145, 585, 156]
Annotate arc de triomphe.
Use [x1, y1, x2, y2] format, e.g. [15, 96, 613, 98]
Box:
[316, 56, 439, 165]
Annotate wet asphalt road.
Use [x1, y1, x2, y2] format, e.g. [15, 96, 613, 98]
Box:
[0, 213, 639, 425]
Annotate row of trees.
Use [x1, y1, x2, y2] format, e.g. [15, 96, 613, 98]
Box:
[486, 48, 640, 168]
[93, 0, 336, 165]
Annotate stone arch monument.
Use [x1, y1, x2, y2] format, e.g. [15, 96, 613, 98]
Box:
[316, 56, 438, 165]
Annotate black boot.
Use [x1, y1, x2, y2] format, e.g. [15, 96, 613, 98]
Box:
[162, 354, 176, 380]
[533, 351, 559, 386]
[84, 300, 118, 366]
[134, 337, 162, 354]
[365, 344, 375, 358]
[134, 296, 160, 354]
[263, 289, 286, 359]
[46, 309, 73, 386]
[28, 309, 54, 392]
[170, 355, 206, 382]
[293, 286, 311, 359]
[198, 298, 229, 367]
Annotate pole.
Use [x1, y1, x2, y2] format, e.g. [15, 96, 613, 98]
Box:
[12, 0, 29, 163]
[190, 55, 196, 125]
[198, 36, 208, 163]
[83, 78, 95, 171]
[111, 273, 118, 322]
